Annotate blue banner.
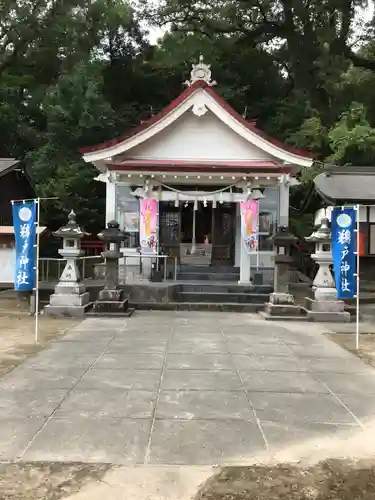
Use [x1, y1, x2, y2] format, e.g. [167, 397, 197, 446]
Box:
[12, 201, 37, 291]
[331, 207, 356, 299]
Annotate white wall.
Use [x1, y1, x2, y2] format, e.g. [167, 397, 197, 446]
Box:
[0, 248, 15, 283]
[123, 110, 275, 162]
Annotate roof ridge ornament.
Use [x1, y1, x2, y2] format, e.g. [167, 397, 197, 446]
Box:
[185, 55, 217, 87]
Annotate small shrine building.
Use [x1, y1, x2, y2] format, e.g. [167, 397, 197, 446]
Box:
[81, 57, 313, 283]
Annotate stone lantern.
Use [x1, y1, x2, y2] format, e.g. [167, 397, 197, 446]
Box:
[304, 217, 350, 322]
[45, 210, 92, 317]
[262, 226, 302, 320]
[272, 226, 298, 295]
[91, 220, 134, 316]
[306, 217, 336, 300]
[98, 220, 125, 291]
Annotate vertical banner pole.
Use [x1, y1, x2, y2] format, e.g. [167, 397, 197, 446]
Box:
[355, 204, 360, 350]
[35, 198, 41, 343]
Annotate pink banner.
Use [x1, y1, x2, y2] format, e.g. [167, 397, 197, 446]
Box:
[240, 200, 259, 254]
[140, 199, 158, 252]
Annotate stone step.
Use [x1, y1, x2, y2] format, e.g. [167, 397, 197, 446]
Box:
[179, 292, 268, 304]
[131, 302, 260, 312]
[179, 284, 273, 294]
[177, 272, 240, 282]
[179, 265, 240, 274]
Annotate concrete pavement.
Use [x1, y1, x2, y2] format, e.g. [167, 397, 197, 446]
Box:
[0, 312, 375, 466]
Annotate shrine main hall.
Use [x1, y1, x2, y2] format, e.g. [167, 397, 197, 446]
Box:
[81, 57, 313, 284]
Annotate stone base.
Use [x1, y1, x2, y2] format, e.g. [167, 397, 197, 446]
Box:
[313, 288, 338, 302]
[49, 292, 89, 307]
[303, 309, 351, 322]
[269, 292, 295, 305]
[305, 297, 346, 313]
[90, 288, 135, 317]
[93, 299, 129, 314]
[54, 283, 86, 295]
[264, 302, 302, 317]
[261, 291, 307, 321]
[98, 289, 123, 302]
[304, 297, 350, 322]
[87, 308, 135, 318]
[44, 303, 93, 318]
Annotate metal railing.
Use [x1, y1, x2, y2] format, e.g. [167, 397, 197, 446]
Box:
[119, 254, 178, 284]
[38, 254, 179, 283]
[39, 255, 103, 282]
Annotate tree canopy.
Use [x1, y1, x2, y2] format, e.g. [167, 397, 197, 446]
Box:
[1, 0, 375, 240]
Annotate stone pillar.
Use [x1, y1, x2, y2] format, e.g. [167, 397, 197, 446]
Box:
[279, 180, 290, 227]
[304, 218, 350, 322]
[239, 237, 251, 284]
[106, 181, 116, 225]
[45, 210, 92, 317]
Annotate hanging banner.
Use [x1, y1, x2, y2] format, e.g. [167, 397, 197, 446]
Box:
[240, 200, 259, 254]
[12, 201, 37, 291]
[331, 207, 356, 299]
[140, 198, 158, 253]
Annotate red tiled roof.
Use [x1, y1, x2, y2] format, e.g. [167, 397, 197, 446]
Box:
[80, 80, 313, 160]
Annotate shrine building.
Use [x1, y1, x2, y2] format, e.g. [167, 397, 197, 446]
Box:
[81, 56, 313, 284]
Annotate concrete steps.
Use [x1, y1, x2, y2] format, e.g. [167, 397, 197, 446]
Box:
[179, 292, 268, 305]
[177, 272, 240, 282]
[131, 301, 260, 312]
[176, 265, 240, 282]
[179, 284, 273, 294]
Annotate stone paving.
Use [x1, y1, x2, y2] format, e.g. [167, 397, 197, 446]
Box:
[1, 312, 375, 465]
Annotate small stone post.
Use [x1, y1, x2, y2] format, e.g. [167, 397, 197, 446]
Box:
[44, 210, 92, 317]
[304, 217, 350, 322]
[91, 220, 134, 316]
[263, 226, 303, 320]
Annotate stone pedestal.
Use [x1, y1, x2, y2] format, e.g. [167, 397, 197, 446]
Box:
[261, 292, 306, 321]
[44, 211, 92, 318]
[304, 296, 350, 322]
[45, 286, 91, 318]
[90, 288, 134, 317]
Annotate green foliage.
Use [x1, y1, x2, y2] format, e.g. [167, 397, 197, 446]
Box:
[2, 0, 375, 244]
[327, 102, 375, 165]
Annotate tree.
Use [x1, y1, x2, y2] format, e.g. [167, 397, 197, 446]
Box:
[26, 62, 117, 233]
[146, 0, 374, 117]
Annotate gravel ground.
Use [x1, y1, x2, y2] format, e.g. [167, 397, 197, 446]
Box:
[0, 462, 112, 500]
[0, 305, 79, 377]
[194, 460, 375, 500]
[327, 332, 375, 368]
